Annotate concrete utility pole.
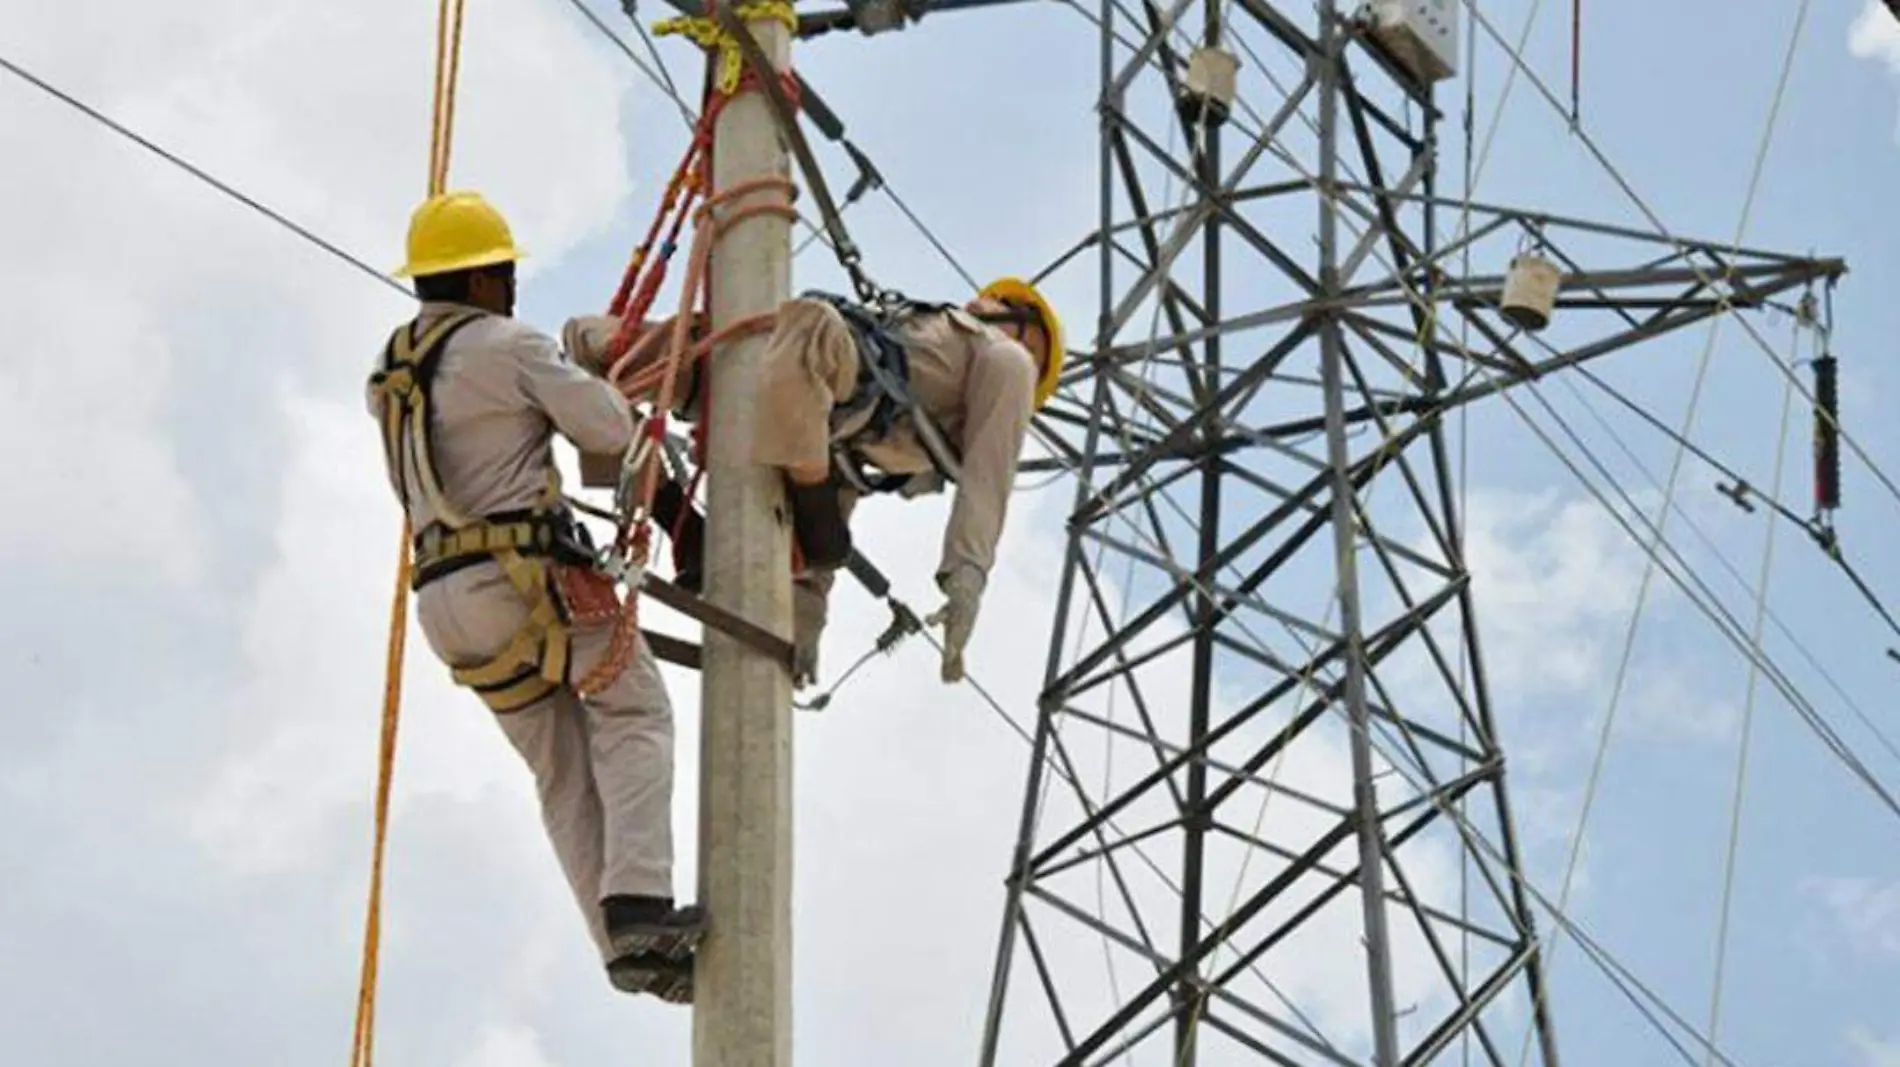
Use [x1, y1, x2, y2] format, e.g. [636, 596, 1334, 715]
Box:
[696, 9, 795, 1067]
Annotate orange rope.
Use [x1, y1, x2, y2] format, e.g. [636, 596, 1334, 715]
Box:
[351, 19, 804, 1047]
[572, 158, 796, 696]
[351, 1, 465, 1064]
[351, 537, 412, 1067]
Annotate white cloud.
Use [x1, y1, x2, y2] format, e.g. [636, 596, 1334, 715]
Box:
[0, 0, 640, 884]
[0, 272, 204, 586]
[1624, 662, 1738, 743]
[1852, 0, 1900, 141]
[1852, 1, 1900, 73]
[6, 0, 1877, 1064]
[458, 1023, 561, 1067]
[0, 0, 632, 585]
[1807, 876, 1900, 957]
[1851, 1026, 1900, 1067]
[182, 389, 545, 879]
[1459, 487, 1649, 699]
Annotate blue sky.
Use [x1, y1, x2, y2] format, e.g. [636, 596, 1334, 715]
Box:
[3, 0, 1900, 1065]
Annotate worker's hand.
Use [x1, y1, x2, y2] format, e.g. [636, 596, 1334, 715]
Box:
[791, 580, 827, 689]
[926, 564, 986, 683]
[964, 296, 1010, 319]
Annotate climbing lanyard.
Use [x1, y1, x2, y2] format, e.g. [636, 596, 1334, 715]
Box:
[706, 0, 889, 308]
[794, 549, 924, 711]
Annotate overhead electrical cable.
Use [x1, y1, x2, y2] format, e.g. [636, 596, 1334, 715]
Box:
[9, 4, 1881, 1062]
[1507, 7, 1814, 1059]
[1497, 382, 1900, 821]
[1452, 0, 1900, 523]
[0, 52, 405, 295]
[1025, 11, 1873, 1064]
[1703, 357, 1797, 1067]
[1548, 369, 1900, 770]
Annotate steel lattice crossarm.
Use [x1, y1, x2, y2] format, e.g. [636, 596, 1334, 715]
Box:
[1024, 144, 1845, 482]
[979, 1, 1846, 1066]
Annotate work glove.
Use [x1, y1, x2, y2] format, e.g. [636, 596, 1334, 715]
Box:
[791, 580, 827, 689]
[926, 564, 986, 684]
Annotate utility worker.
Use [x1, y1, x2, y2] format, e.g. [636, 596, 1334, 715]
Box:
[366, 191, 703, 1004]
[565, 278, 1064, 685]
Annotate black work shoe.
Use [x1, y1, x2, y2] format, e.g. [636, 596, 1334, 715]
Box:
[603, 895, 707, 962]
[785, 479, 853, 570]
[608, 952, 694, 1004]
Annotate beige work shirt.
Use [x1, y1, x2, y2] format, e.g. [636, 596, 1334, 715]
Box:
[368, 300, 634, 530]
[567, 299, 1037, 585]
[860, 307, 1039, 583]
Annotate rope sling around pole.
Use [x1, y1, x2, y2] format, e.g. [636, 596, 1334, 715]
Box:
[571, 0, 942, 696]
[346, 18, 932, 1056]
[573, 3, 804, 674]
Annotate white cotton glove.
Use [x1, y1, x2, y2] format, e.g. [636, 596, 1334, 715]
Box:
[791, 580, 827, 689]
[926, 564, 987, 683]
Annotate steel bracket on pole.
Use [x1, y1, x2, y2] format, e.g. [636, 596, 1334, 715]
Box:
[644, 575, 797, 672]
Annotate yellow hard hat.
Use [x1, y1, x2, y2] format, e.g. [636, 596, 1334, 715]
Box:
[393, 190, 528, 279]
[979, 276, 1065, 409]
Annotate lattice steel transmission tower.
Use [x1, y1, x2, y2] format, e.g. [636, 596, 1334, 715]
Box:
[976, 1, 1845, 1065]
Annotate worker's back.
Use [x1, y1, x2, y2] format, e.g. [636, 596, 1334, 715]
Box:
[370, 300, 633, 532]
[859, 307, 1036, 479]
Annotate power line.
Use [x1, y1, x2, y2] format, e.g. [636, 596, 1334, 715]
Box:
[0, 51, 406, 296]
[1703, 367, 1796, 1067]
[563, 0, 983, 294]
[1454, 0, 1900, 528]
[1548, 369, 1900, 771]
[1503, 381, 1900, 822]
[1002, 12, 1773, 1061]
[1574, 363, 1900, 647]
[1037, 13, 1896, 1065]
[560, 0, 697, 129]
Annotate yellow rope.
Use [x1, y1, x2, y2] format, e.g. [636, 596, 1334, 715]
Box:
[351, 3, 466, 1065]
[652, 0, 797, 95]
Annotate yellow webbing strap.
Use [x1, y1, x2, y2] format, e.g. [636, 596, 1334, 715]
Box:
[412, 516, 543, 577]
[371, 308, 487, 533]
[446, 550, 574, 714]
[353, 0, 467, 1063]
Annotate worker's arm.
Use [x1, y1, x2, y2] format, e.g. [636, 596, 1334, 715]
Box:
[512, 325, 636, 457]
[936, 335, 1038, 586]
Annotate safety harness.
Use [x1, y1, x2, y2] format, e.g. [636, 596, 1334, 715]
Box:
[367, 308, 614, 714]
[802, 290, 968, 498]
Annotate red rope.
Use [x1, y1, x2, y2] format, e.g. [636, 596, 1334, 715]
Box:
[572, 52, 802, 690]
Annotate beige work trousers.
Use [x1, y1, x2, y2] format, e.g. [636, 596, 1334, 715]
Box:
[416, 562, 676, 964]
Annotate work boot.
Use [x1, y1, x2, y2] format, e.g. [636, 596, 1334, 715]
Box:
[784, 477, 852, 570]
[607, 952, 694, 1004]
[603, 894, 707, 962]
